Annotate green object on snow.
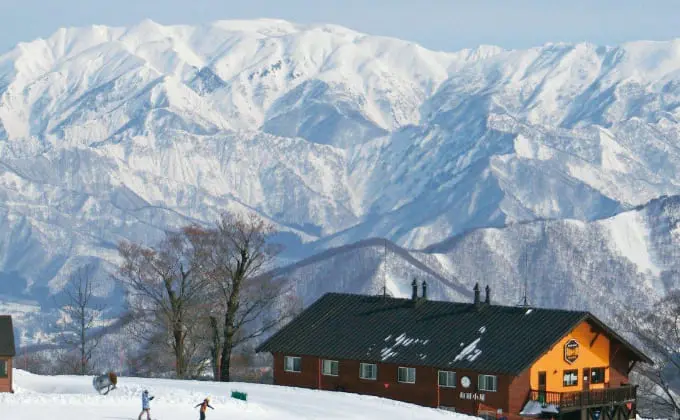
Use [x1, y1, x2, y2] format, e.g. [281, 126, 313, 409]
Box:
[231, 390, 248, 401]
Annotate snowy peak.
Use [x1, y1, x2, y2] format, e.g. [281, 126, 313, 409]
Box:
[3, 20, 680, 344]
[0, 19, 488, 146]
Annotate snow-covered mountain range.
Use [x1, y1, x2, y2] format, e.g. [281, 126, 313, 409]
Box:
[1, 19, 680, 345]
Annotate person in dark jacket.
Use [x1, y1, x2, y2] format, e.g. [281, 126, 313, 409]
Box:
[194, 397, 214, 420]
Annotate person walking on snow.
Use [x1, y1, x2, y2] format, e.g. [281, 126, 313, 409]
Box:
[138, 389, 154, 420]
[194, 397, 214, 420]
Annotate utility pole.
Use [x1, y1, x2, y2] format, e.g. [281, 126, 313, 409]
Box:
[519, 252, 530, 308]
[383, 238, 388, 298]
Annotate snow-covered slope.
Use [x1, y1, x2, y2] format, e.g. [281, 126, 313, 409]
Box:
[278, 195, 680, 325]
[0, 369, 472, 419]
[415, 194, 680, 321]
[2, 19, 680, 343]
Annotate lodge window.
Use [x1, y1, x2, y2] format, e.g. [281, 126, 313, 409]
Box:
[360, 363, 377, 380]
[591, 367, 606, 384]
[478, 374, 497, 392]
[398, 367, 416, 384]
[322, 359, 339, 376]
[284, 356, 301, 373]
[563, 369, 578, 387]
[438, 370, 456, 388]
[0, 360, 7, 378]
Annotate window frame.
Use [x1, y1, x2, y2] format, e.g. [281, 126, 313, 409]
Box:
[397, 366, 416, 384]
[438, 370, 457, 388]
[322, 359, 339, 377]
[0, 359, 7, 378]
[284, 356, 302, 373]
[591, 367, 606, 384]
[478, 374, 497, 392]
[359, 362, 377, 380]
[563, 369, 579, 387]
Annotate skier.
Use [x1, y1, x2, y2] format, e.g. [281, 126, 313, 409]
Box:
[194, 397, 214, 420]
[138, 389, 154, 420]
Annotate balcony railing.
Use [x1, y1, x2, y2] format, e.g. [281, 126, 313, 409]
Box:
[529, 385, 637, 410]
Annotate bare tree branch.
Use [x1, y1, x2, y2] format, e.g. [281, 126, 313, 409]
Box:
[116, 228, 212, 378]
[194, 212, 292, 382]
[55, 264, 103, 375]
[621, 291, 680, 418]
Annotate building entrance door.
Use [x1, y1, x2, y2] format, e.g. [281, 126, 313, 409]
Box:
[538, 371, 546, 403]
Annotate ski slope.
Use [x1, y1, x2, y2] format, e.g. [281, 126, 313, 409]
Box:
[0, 370, 474, 419]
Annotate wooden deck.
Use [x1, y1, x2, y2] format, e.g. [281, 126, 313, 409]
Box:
[529, 385, 636, 411]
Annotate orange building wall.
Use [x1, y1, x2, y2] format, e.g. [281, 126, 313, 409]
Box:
[530, 321, 610, 392]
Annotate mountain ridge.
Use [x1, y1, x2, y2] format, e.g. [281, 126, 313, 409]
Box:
[2, 19, 680, 344]
[273, 194, 680, 334]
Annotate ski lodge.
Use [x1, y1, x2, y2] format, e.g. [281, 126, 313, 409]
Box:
[256, 282, 651, 420]
[0, 315, 16, 393]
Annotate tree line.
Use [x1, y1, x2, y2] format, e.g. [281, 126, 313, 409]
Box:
[621, 290, 680, 418]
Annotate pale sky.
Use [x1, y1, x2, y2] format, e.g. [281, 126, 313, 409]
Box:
[0, 0, 679, 53]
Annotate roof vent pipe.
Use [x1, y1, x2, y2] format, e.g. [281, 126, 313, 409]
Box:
[411, 278, 418, 301]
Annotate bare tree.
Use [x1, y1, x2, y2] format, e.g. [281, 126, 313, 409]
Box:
[56, 264, 103, 375]
[197, 213, 292, 382]
[208, 315, 222, 380]
[621, 291, 680, 418]
[117, 228, 211, 378]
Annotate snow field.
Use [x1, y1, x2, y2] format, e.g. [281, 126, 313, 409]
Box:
[0, 369, 475, 419]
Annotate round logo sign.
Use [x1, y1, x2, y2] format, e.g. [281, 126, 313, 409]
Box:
[461, 376, 471, 388]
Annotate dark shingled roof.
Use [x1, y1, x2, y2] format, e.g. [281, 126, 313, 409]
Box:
[256, 293, 651, 375]
[0, 316, 16, 357]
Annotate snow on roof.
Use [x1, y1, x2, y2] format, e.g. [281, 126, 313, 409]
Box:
[448, 326, 486, 364]
[379, 333, 430, 361]
[519, 400, 559, 416]
[258, 293, 631, 374]
[525, 309, 533, 315]
[452, 337, 482, 363]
